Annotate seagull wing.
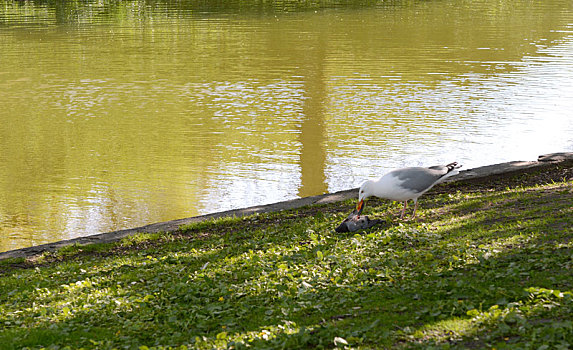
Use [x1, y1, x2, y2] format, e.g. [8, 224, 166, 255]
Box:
[393, 162, 460, 194]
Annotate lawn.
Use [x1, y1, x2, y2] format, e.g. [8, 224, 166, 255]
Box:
[0, 162, 572, 349]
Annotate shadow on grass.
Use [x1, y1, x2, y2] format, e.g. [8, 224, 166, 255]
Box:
[1, 179, 571, 349]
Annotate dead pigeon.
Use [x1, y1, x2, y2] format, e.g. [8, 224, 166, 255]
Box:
[335, 210, 381, 233]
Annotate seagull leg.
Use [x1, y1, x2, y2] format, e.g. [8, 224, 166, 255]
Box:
[411, 200, 419, 219]
[400, 201, 408, 219]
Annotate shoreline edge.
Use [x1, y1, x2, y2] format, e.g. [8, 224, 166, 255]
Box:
[1, 152, 571, 261]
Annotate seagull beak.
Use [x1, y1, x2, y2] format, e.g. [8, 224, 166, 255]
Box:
[356, 200, 365, 216]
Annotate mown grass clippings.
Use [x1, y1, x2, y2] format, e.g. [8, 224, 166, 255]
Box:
[0, 164, 571, 349]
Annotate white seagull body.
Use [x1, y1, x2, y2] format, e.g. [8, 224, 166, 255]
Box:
[357, 162, 462, 219]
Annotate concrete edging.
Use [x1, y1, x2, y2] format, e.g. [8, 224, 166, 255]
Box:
[1, 152, 571, 262]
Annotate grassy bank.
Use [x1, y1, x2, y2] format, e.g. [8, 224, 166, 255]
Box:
[1, 162, 572, 349]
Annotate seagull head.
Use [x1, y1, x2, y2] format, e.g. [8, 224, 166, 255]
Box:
[356, 180, 373, 215]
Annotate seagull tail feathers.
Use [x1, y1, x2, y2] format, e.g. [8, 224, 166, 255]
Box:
[435, 162, 462, 184]
[445, 162, 462, 172]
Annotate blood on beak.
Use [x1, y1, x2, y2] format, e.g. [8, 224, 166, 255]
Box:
[356, 200, 364, 215]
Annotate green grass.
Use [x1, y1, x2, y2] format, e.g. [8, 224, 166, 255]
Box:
[0, 176, 571, 349]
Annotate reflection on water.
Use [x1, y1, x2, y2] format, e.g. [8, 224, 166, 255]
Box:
[1, 0, 572, 252]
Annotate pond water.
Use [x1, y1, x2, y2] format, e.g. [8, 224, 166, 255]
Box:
[1, 0, 572, 252]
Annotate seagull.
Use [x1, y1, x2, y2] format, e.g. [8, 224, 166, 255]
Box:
[356, 162, 462, 219]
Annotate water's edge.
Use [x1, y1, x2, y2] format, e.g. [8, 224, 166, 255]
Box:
[1, 152, 571, 262]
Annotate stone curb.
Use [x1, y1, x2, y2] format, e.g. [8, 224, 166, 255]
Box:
[1, 152, 571, 262]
